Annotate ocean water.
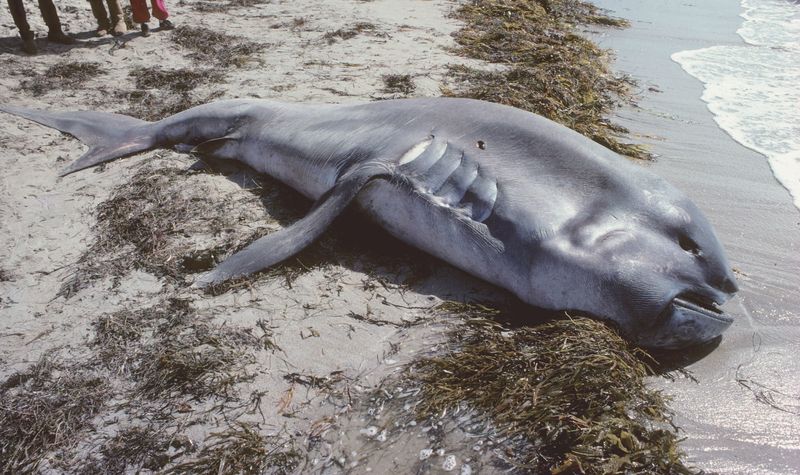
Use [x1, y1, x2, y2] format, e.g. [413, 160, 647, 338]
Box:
[672, 0, 800, 210]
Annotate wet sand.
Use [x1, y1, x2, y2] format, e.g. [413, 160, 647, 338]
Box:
[593, 0, 800, 472]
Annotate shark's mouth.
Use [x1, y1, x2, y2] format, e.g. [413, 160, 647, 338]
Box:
[638, 291, 735, 349]
[671, 292, 733, 324]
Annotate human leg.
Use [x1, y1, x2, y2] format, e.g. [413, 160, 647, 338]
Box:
[88, 0, 110, 35]
[129, 0, 150, 23]
[149, 0, 168, 21]
[7, 0, 33, 40]
[38, 0, 76, 43]
[6, 0, 37, 53]
[106, 0, 127, 35]
[37, 0, 61, 32]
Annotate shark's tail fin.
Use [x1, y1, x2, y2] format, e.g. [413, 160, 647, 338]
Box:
[1, 106, 156, 176]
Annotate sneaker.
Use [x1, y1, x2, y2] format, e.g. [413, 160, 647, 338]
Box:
[47, 30, 76, 44]
[22, 37, 38, 55]
[141, 23, 150, 37]
[159, 19, 175, 30]
[112, 20, 127, 36]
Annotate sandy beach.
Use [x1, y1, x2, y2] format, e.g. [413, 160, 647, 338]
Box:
[1, 0, 798, 473]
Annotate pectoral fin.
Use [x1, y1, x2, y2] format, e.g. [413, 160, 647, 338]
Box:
[193, 164, 391, 288]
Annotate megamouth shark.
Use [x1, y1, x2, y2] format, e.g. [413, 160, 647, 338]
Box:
[0, 98, 738, 348]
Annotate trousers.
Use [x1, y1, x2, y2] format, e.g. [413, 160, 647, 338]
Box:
[6, 0, 62, 39]
[129, 0, 168, 23]
[88, 0, 124, 29]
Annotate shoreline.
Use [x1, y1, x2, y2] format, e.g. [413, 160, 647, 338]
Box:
[594, 0, 800, 472]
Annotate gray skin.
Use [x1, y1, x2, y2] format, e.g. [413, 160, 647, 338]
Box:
[0, 98, 738, 348]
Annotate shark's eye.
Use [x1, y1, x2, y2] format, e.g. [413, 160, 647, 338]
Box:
[678, 234, 701, 256]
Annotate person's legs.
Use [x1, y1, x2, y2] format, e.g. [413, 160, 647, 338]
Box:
[149, 0, 168, 21]
[38, 0, 75, 43]
[6, 0, 37, 53]
[37, 0, 61, 32]
[106, 0, 127, 35]
[88, 0, 110, 35]
[129, 0, 150, 23]
[7, 0, 33, 39]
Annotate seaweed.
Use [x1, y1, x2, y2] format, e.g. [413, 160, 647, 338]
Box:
[171, 25, 265, 67]
[130, 66, 226, 93]
[735, 365, 800, 416]
[132, 326, 257, 400]
[90, 299, 263, 400]
[227, 0, 269, 6]
[184, 0, 269, 13]
[382, 74, 415, 95]
[76, 298, 280, 469]
[446, 0, 648, 159]
[19, 61, 104, 97]
[393, 305, 696, 474]
[85, 425, 192, 473]
[121, 89, 224, 121]
[0, 354, 110, 473]
[121, 64, 225, 121]
[322, 22, 378, 44]
[91, 298, 194, 370]
[167, 423, 301, 474]
[57, 164, 267, 296]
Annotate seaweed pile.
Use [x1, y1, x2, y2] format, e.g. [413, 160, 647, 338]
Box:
[322, 21, 379, 44]
[123, 66, 225, 121]
[185, 0, 270, 13]
[421, 315, 690, 473]
[167, 423, 301, 474]
[19, 62, 104, 97]
[0, 297, 294, 473]
[172, 25, 265, 68]
[382, 74, 416, 96]
[447, 0, 648, 158]
[57, 162, 271, 297]
[369, 305, 695, 474]
[0, 355, 109, 473]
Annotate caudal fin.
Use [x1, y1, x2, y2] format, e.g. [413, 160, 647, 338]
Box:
[1, 106, 156, 176]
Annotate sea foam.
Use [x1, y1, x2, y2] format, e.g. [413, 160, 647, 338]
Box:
[672, 0, 800, 210]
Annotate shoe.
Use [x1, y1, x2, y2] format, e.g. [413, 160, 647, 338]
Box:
[159, 19, 174, 30]
[47, 30, 76, 44]
[22, 37, 38, 55]
[96, 19, 110, 36]
[141, 23, 150, 37]
[112, 20, 127, 36]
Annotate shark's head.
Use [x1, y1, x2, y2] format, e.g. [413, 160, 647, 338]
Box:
[533, 178, 738, 349]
